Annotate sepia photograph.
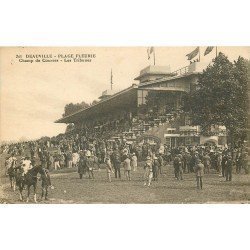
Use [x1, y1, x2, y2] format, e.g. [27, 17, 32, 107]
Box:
[0, 46, 249, 204]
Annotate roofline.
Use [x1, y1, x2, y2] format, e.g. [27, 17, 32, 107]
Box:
[139, 87, 188, 93]
[134, 72, 174, 80]
[55, 71, 199, 123]
[138, 71, 199, 88]
[55, 84, 138, 123]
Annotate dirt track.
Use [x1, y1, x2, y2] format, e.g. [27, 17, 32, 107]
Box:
[1, 153, 250, 204]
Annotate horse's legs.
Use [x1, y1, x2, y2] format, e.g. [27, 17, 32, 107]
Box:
[13, 179, 16, 192]
[41, 187, 44, 199]
[45, 187, 48, 200]
[33, 185, 37, 203]
[19, 185, 23, 201]
[26, 185, 30, 203]
[9, 176, 13, 189]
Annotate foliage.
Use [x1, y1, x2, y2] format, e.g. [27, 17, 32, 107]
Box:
[184, 53, 249, 146]
[90, 100, 99, 106]
[62, 101, 90, 117]
[62, 99, 100, 117]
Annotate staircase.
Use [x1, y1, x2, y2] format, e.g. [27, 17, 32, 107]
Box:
[142, 122, 172, 143]
[109, 115, 183, 144]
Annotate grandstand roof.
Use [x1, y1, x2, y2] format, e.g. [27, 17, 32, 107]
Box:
[55, 84, 138, 124]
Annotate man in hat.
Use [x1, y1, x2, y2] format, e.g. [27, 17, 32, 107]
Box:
[203, 153, 211, 174]
[78, 153, 86, 179]
[152, 155, 160, 181]
[225, 155, 233, 181]
[158, 153, 164, 174]
[173, 154, 183, 180]
[86, 150, 94, 179]
[221, 153, 228, 177]
[105, 156, 113, 182]
[235, 151, 242, 174]
[54, 153, 61, 171]
[123, 155, 131, 180]
[195, 159, 204, 189]
[131, 152, 138, 172]
[144, 156, 153, 186]
[217, 151, 223, 176]
[184, 151, 192, 173]
[112, 148, 121, 178]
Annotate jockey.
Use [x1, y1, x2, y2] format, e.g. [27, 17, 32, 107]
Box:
[5, 153, 17, 175]
[5, 157, 10, 176]
[21, 156, 33, 176]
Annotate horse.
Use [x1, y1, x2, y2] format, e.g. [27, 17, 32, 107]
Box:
[15, 165, 44, 203]
[7, 166, 16, 191]
[40, 168, 52, 201]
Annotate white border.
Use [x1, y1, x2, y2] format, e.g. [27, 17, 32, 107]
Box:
[0, 1, 249, 250]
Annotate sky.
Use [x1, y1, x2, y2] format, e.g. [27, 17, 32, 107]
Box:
[0, 46, 249, 142]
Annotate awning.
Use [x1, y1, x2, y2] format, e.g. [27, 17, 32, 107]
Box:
[164, 134, 180, 137]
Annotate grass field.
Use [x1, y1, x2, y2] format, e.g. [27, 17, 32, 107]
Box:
[0, 153, 249, 204]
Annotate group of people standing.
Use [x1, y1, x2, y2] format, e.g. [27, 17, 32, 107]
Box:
[172, 146, 247, 189]
[77, 146, 139, 182]
[2, 127, 248, 191]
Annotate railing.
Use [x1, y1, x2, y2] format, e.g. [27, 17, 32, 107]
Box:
[171, 65, 189, 76]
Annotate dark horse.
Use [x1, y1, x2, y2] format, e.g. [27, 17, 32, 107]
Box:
[7, 165, 16, 191]
[40, 168, 52, 201]
[15, 165, 45, 203]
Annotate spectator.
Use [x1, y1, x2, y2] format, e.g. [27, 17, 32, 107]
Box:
[54, 154, 61, 171]
[123, 155, 131, 181]
[225, 155, 233, 181]
[195, 159, 204, 189]
[131, 153, 138, 171]
[144, 156, 153, 186]
[105, 157, 113, 182]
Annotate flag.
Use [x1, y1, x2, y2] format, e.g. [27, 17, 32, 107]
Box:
[186, 47, 199, 60]
[147, 47, 154, 60]
[204, 46, 214, 56]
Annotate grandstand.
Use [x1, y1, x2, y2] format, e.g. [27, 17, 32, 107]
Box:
[55, 62, 227, 147]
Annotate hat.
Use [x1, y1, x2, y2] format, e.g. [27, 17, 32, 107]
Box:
[85, 150, 91, 157]
[146, 156, 151, 160]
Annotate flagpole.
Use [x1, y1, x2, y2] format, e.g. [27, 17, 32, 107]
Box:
[111, 69, 113, 90]
[153, 48, 156, 65]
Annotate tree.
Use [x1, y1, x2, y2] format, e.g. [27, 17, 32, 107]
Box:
[232, 56, 249, 143]
[185, 53, 249, 147]
[90, 100, 99, 106]
[62, 101, 90, 117]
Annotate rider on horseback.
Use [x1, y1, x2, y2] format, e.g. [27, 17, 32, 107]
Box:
[21, 156, 33, 178]
[6, 153, 17, 176]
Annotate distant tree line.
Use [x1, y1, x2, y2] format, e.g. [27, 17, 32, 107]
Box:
[62, 100, 99, 117]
